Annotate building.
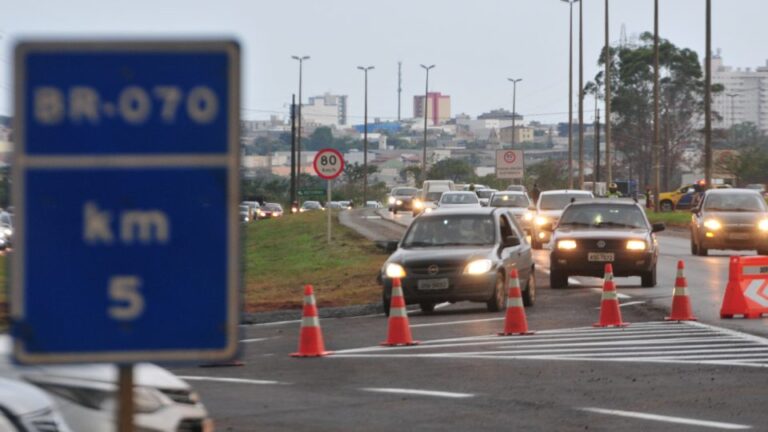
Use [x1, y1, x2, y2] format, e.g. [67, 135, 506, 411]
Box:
[499, 126, 535, 144]
[711, 52, 768, 132]
[302, 93, 348, 128]
[478, 108, 523, 122]
[413, 92, 451, 125]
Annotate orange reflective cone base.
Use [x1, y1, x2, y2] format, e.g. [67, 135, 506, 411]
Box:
[381, 278, 420, 346]
[499, 269, 534, 336]
[594, 264, 628, 327]
[666, 260, 697, 321]
[291, 285, 331, 357]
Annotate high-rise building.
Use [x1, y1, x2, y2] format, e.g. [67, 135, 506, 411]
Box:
[302, 93, 348, 128]
[711, 53, 768, 132]
[413, 92, 451, 125]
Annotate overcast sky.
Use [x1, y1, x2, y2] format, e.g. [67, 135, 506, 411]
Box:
[1, 0, 765, 124]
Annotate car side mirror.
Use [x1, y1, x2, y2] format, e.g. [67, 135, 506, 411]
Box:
[652, 223, 666, 233]
[376, 240, 400, 252]
[690, 208, 699, 214]
[504, 235, 521, 248]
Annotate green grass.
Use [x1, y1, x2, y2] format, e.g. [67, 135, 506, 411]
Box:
[645, 210, 691, 227]
[244, 211, 389, 312]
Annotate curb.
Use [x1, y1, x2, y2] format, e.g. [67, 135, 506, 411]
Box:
[376, 208, 411, 228]
[242, 303, 384, 325]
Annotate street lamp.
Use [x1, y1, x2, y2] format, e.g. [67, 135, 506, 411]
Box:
[577, 0, 585, 189]
[420, 64, 435, 184]
[357, 65, 374, 204]
[508, 78, 522, 149]
[291, 55, 310, 204]
[562, 0, 579, 189]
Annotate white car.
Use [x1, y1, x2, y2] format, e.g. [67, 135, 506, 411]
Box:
[531, 189, 594, 249]
[437, 191, 482, 209]
[0, 336, 213, 432]
[475, 188, 498, 207]
[0, 377, 72, 432]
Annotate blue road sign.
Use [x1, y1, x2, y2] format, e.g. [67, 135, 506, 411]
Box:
[11, 41, 240, 364]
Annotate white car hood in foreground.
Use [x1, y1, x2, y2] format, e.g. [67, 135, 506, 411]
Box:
[0, 376, 52, 415]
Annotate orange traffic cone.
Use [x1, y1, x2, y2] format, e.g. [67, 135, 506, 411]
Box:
[498, 269, 534, 336]
[291, 285, 331, 357]
[593, 263, 628, 327]
[381, 278, 419, 346]
[666, 260, 697, 321]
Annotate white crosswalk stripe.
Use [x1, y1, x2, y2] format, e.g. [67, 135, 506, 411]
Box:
[334, 321, 768, 368]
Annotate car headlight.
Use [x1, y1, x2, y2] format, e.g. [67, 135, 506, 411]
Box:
[424, 207, 433, 213]
[703, 219, 722, 231]
[413, 199, 423, 209]
[388, 196, 396, 204]
[32, 382, 169, 414]
[626, 240, 647, 251]
[396, 200, 403, 205]
[258, 211, 266, 217]
[464, 259, 493, 275]
[557, 240, 577, 250]
[759, 219, 768, 231]
[385, 263, 406, 278]
[535, 216, 548, 226]
[3, 228, 10, 237]
[523, 212, 534, 221]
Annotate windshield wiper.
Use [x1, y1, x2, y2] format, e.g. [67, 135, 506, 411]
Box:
[595, 221, 635, 228]
[404, 241, 435, 247]
[558, 222, 592, 227]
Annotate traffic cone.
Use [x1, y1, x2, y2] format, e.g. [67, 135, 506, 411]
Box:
[291, 285, 331, 357]
[381, 278, 419, 346]
[593, 263, 628, 327]
[499, 269, 534, 336]
[666, 260, 697, 321]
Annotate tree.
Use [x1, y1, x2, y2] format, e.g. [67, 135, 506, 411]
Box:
[306, 127, 334, 151]
[399, 166, 422, 184]
[525, 160, 568, 191]
[426, 159, 474, 183]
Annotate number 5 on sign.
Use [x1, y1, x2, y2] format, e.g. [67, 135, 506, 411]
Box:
[108, 276, 144, 321]
[313, 149, 345, 243]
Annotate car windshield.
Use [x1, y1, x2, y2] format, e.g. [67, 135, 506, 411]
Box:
[303, 202, 321, 209]
[403, 215, 496, 247]
[559, 204, 648, 230]
[476, 189, 495, 199]
[0, 213, 11, 227]
[265, 204, 282, 211]
[424, 192, 444, 202]
[704, 193, 767, 212]
[440, 193, 479, 205]
[539, 193, 592, 210]
[393, 188, 417, 197]
[490, 194, 529, 208]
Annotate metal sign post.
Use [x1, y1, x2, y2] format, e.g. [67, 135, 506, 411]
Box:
[118, 365, 134, 432]
[313, 148, 345, 245]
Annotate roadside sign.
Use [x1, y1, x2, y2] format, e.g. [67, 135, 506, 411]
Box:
[12, 41, 240, 364]
[496, 149, 524, 180]
[313, 148, 345, 180]
[298, 189, 325, 196]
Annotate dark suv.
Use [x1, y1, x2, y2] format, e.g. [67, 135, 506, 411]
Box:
[379, 208, 535, 314]
[549, 200, 664, 288]
[387, 187, 418, 214]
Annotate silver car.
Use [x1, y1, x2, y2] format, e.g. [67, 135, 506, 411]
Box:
[0, 377, 71, 432]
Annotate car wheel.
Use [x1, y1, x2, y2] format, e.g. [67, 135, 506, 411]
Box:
[419, 302, 435, 313]
[550, 268, 568, 289]
[660, 200, 674, 212]
[696, 240, 709, 257]
[690, 237, 699, 255]
[382, 292, 391, 317]
[531, 235, 543, 250]
[522, 269, 536, 307]
[641, 266, 657, 288]
[758, 249, 768, 256]
[486, 273, 506, 312]
[393, 208, 398, 215]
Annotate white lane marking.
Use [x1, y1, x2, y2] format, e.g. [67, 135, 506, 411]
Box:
[568, 277, 582, 286]
[250, 319, 301, 327]
[434, 302, 451, 310]
[240, 337, 271, 343]
[361, 387, 474, 399]
[593, 300, 646, 309]
[591, 287, 632, 299]
[580, 407, 752, 430]
[444, 342, 756, 357]
[688, 320, 768, 345]
[410, 317, 504, 328]
[178, 376, 284, 385]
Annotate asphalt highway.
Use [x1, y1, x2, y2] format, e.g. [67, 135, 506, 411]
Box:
[171, 208, 768, 431]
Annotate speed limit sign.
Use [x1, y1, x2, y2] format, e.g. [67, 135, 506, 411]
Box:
[313, 148, 345, 180]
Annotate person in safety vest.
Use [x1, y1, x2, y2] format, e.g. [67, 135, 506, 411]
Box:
[607, 183, 622, 198]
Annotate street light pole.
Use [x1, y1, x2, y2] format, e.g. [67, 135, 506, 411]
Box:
[292, 55, 310, 203]
[562, 0, 577, 189]
[420, 64, 435, 184]
[704, 0, 713, 189]
[578, 0, 585, 190]
[653, 0, 661, 211]
[604, 0, 612, 186]
[508, 78, 522, 149]
[358, 66, 374, 204]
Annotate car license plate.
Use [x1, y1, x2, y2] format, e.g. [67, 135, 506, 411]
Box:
[729, 233, 750, 240]
[418, 279, 449, 290]
[588, 252, 615, 262]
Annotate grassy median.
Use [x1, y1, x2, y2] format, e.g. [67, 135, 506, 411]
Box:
[244, 211, 388, 312]
[645, 211, 691, 228]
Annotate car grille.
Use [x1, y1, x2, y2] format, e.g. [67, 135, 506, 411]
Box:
[160, 388, 198, 405]
[177, 419, 206, 432]
[31, 420, 61, 432]
[577, 239, 627, 250]
[407, 263, 463, 276]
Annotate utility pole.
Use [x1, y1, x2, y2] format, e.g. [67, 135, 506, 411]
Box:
[358, 65, 374, 204]
[292, 55, 310, 203]
[704, 0, 713, 189]
[508, 78, 522, 149]
[397, 61, 402, 122]
[420, 64, 435, 184]
[594, 107, 601, 193]
[653, 0, 661, 211]
[562, 0, 577, 189]
[290, 94, 297, 210]
[578, 0, 585, 189]
[604, 0, 612, 186]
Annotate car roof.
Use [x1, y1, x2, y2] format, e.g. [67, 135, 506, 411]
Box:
[565, 199, 642, 207]
[705, 188, 760, 195]
[492, 190, 526, 195]
[540, 189, 593, 196]
[419, 207, 499, 217]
